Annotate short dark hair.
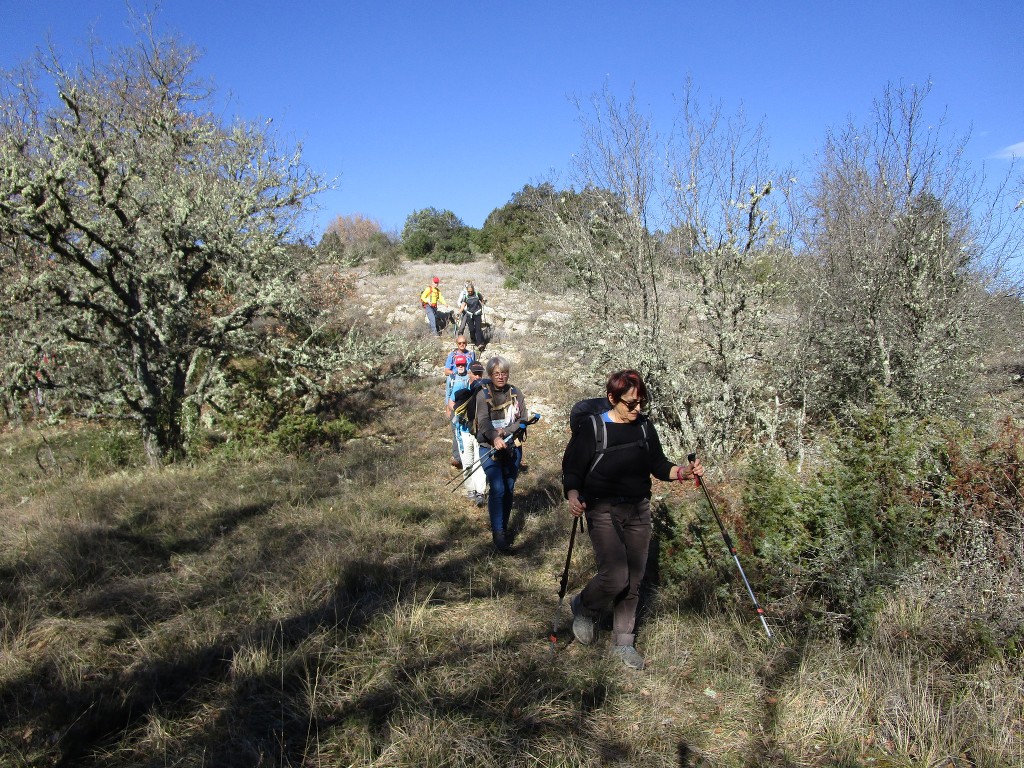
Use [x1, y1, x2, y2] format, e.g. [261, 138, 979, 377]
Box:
[606, 369, 647, 403]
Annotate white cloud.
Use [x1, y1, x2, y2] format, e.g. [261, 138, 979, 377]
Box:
[992, 142, 1024, 160]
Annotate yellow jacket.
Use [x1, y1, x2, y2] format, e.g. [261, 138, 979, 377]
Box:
[420, 285, 445, 307]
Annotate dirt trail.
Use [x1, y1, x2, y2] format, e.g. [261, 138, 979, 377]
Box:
[351, 256, 573, 431]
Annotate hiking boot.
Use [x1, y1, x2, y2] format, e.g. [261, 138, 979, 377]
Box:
[475, 493, 486, 508]
[492, 530, 514, 554]
[612, 645, 645, 670]
[570, 595, 594, 645]
[450, 457, 462, 469]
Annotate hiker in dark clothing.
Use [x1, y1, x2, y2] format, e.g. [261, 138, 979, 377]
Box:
[458, 282, 486, 349]
[475, 355, 526, 553]
[561, 369, 703, 669]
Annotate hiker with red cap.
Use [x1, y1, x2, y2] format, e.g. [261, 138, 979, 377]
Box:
[443, 335, 476, 377]
[448, 359, 488, 504]
[420, 276, 447, 337]
[445, 353, 472, 468]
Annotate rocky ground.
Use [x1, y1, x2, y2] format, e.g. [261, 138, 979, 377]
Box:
[354, 258, 571, 344]
[345, 256, 584, 432]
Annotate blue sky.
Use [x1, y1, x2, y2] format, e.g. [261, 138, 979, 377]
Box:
[2, 1, 1021, 238]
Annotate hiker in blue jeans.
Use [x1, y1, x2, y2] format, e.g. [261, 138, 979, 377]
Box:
[419, 276, 447, 336]
[474, 355, 526, 553]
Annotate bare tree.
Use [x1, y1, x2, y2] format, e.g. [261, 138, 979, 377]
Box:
[538, 83, 790, 457]
[320, 212, 384, 266]
[538, 85, 668, 380]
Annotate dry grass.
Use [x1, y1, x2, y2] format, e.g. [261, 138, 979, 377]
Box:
[776, 640, 1023, 767]
[2, 369, 1023, 767]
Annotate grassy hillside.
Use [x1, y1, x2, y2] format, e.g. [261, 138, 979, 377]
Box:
[1, 260, 1022, 767]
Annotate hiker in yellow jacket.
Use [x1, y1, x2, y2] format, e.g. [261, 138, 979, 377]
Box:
[420, 276, 447, 336]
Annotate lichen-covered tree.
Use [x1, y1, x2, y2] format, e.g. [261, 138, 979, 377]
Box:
[0, 30, 332, 463]
[536, 86, 669, 389]
[538, 83, 790, 457]
[799, 82, 1019, 418]
[662, 90, 790, 455]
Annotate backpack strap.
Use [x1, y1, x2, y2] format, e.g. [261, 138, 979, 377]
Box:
[485, 384, 518, 412]
[587, 415, 650, 475]
[587, 414, 608, 475]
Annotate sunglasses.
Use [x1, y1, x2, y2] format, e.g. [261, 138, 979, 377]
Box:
[457, 342, 468, 346]
[619, 397, 644, 411]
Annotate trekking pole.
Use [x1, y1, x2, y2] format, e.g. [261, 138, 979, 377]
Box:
[446, 443, 497, 488]
[688, 453, 773, 638]
[449, 414, 541, 493]
[549, 514, 581, 653]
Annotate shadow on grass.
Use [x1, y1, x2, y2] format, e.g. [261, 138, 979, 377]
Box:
[2, 482, 608, 767]
[2, 440, 739, 767]
[61, 554, 564, 765]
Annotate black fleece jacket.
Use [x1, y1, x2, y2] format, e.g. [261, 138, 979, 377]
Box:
[561, 414, 675, 500]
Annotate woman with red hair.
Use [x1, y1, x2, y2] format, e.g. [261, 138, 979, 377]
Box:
[561, 369, 703, 669]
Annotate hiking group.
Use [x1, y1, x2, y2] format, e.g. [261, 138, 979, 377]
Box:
[440, 354, 704, 667]
[421, 276, 487, 346]
[444, 347, 527, 553]
[426, 280, 706, 668]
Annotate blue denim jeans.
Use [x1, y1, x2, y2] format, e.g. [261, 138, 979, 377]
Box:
[424, 304, 438, 335]
[481, 445, 521, 541]
[450, 421, 461, 462]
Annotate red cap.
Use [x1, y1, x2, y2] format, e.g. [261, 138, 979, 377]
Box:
[454, 354, 467, 366]
[432, 276, 440, 284]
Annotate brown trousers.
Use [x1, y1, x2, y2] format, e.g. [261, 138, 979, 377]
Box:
[578, 497, 652, 647]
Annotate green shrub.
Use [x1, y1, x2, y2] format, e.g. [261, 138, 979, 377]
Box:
[269, 413, 357, 453]
[26, 425, 145, 477]
[401, 208, 477, 263]
[739, 397, 953, 636]
[480, 184, 556, 289]
[85, 428, 143, 470]
[214, 357, 285, 445]
[654, 395, 965, 638]
[210, 356, 361, 454]
[651, 495, 754, 615]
